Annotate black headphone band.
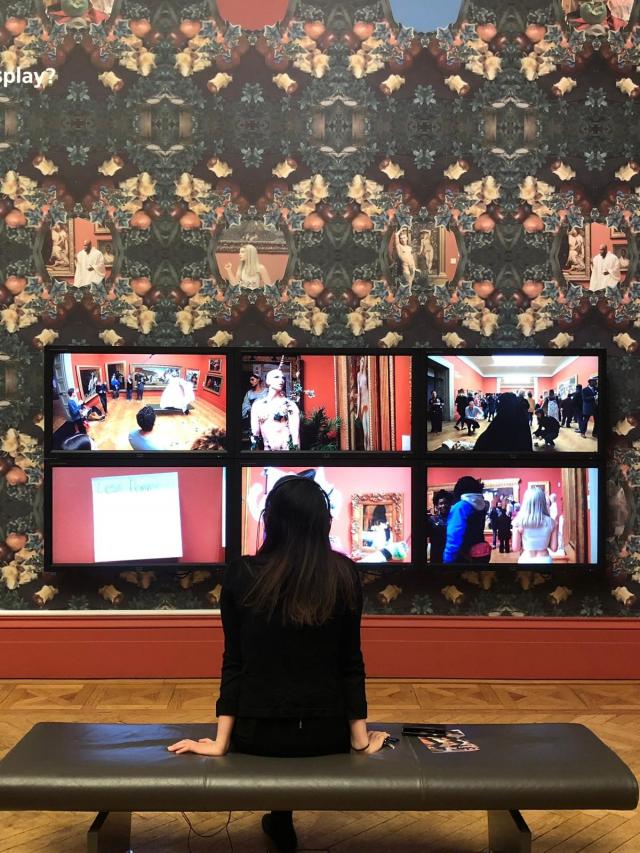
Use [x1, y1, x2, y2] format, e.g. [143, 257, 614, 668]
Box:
[266, 474, 332, 513]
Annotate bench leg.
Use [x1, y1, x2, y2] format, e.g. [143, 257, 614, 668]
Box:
[487, 810, 531, 853]
[87, 811, 132, 853]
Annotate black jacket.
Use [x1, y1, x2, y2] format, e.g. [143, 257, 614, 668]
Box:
[216, 557, 367, 720]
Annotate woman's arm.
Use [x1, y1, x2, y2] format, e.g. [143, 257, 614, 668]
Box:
[215, 570, 244, 718]
[512, 525, 522, 552]
[549, 520, 558, 552]
[169, 568, 245, 757]
[258, 264, 272, 286]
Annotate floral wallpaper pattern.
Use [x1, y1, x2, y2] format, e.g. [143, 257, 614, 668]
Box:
[0, 0, 639, 615]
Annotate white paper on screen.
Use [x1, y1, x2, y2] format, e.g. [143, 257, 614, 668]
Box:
[91, 472, 183, 563]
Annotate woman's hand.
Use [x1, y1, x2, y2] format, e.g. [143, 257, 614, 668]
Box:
[365, 730, 390, 753]
[352, 730, 390, 754]
[167, 737, 228, 757]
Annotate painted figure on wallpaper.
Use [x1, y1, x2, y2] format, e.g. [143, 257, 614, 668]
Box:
[566, 227, 586, 274]
[224, 245, 272, 289]
[73, 240, 106, 288]
[590, 244, 622, 291]
[418, 229, 435, 273]
[251, 368, 301, 450]
[49, 222, 70, 269]
[394, 229, 416, 290]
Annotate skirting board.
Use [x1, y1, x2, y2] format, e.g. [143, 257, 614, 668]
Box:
[0, 616, 639, 679]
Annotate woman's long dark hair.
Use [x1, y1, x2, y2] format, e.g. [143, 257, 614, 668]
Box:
[244, 475, 359, 627]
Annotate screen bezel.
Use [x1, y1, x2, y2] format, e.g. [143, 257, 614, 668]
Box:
[424, 460, 604, 571]
[43, 346, 606, 577]
[425, 348, 605, 462]
[45, 459, 233, 572]
[43, 346, 229, 458]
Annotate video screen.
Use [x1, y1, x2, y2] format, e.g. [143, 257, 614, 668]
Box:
[426, 467, 599, 566]
[49, 352, 226, 452]
[51, 466, 226, 565]
[241, 465, 412, 563]
[427, 354, 600, 454]
[240, 354, 411, 452]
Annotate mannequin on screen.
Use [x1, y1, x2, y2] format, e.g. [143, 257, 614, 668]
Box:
[250, 362, 300, 450]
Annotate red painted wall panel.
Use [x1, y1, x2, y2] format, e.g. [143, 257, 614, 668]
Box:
[1, 617, 639, 680]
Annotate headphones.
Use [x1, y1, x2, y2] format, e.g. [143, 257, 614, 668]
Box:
[265, 473, 332, 515]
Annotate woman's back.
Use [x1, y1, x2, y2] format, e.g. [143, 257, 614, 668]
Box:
[216, 556, 367, 720]
[520, 515, 554, 551]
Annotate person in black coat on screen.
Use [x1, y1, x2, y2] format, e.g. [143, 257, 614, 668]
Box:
[473, 392, 533, 453]
[428, 390, 444, 433]
[168, 476, 389, 853]
[454, 388, 468, 430]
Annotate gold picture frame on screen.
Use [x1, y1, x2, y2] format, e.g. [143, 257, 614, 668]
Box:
[335, 355, 396, 451]
[427, 477, 521, 511]
[351, 492, 404, 560]
[75, 365, 101, 402]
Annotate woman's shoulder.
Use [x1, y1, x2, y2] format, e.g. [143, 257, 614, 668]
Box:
[223, 556, 260, 588]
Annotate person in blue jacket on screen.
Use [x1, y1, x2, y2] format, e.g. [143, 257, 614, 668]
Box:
[443, 476, 490, 564]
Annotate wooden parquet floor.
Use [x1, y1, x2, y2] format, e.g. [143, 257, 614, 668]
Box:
[427, 420, 598, 454]
[0, 679, 638, 852]
[54, 393, 225, 451]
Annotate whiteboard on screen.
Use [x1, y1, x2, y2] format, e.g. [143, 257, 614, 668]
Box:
[91, 472, 183, 563]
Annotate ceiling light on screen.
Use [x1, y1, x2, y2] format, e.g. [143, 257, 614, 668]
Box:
[499, 374, 534, 385]
[492, 356, 545, 367]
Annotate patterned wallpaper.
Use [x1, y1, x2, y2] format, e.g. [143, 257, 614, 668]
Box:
[0, 0, 639, 616]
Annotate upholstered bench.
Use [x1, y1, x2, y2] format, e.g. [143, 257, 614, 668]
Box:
[0, 722, 636, 853]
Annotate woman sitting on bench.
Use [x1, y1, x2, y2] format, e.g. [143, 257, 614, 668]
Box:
[168, 475, 389, 852]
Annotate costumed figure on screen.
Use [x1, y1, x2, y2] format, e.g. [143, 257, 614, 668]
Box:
[250, 361, 300, 450]
[224, 244, 272, 290]
[160, 375, 195, 414]
[73, 240, 106, 287]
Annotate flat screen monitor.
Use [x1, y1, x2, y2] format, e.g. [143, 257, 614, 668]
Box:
[49, 466, 226, 567]
[426, 466, 600, 567]
[241, 465, 413, 564]
[240, 353, 412, 452]
[46, 350, 227, 453]
[426, 352, 602, 456]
